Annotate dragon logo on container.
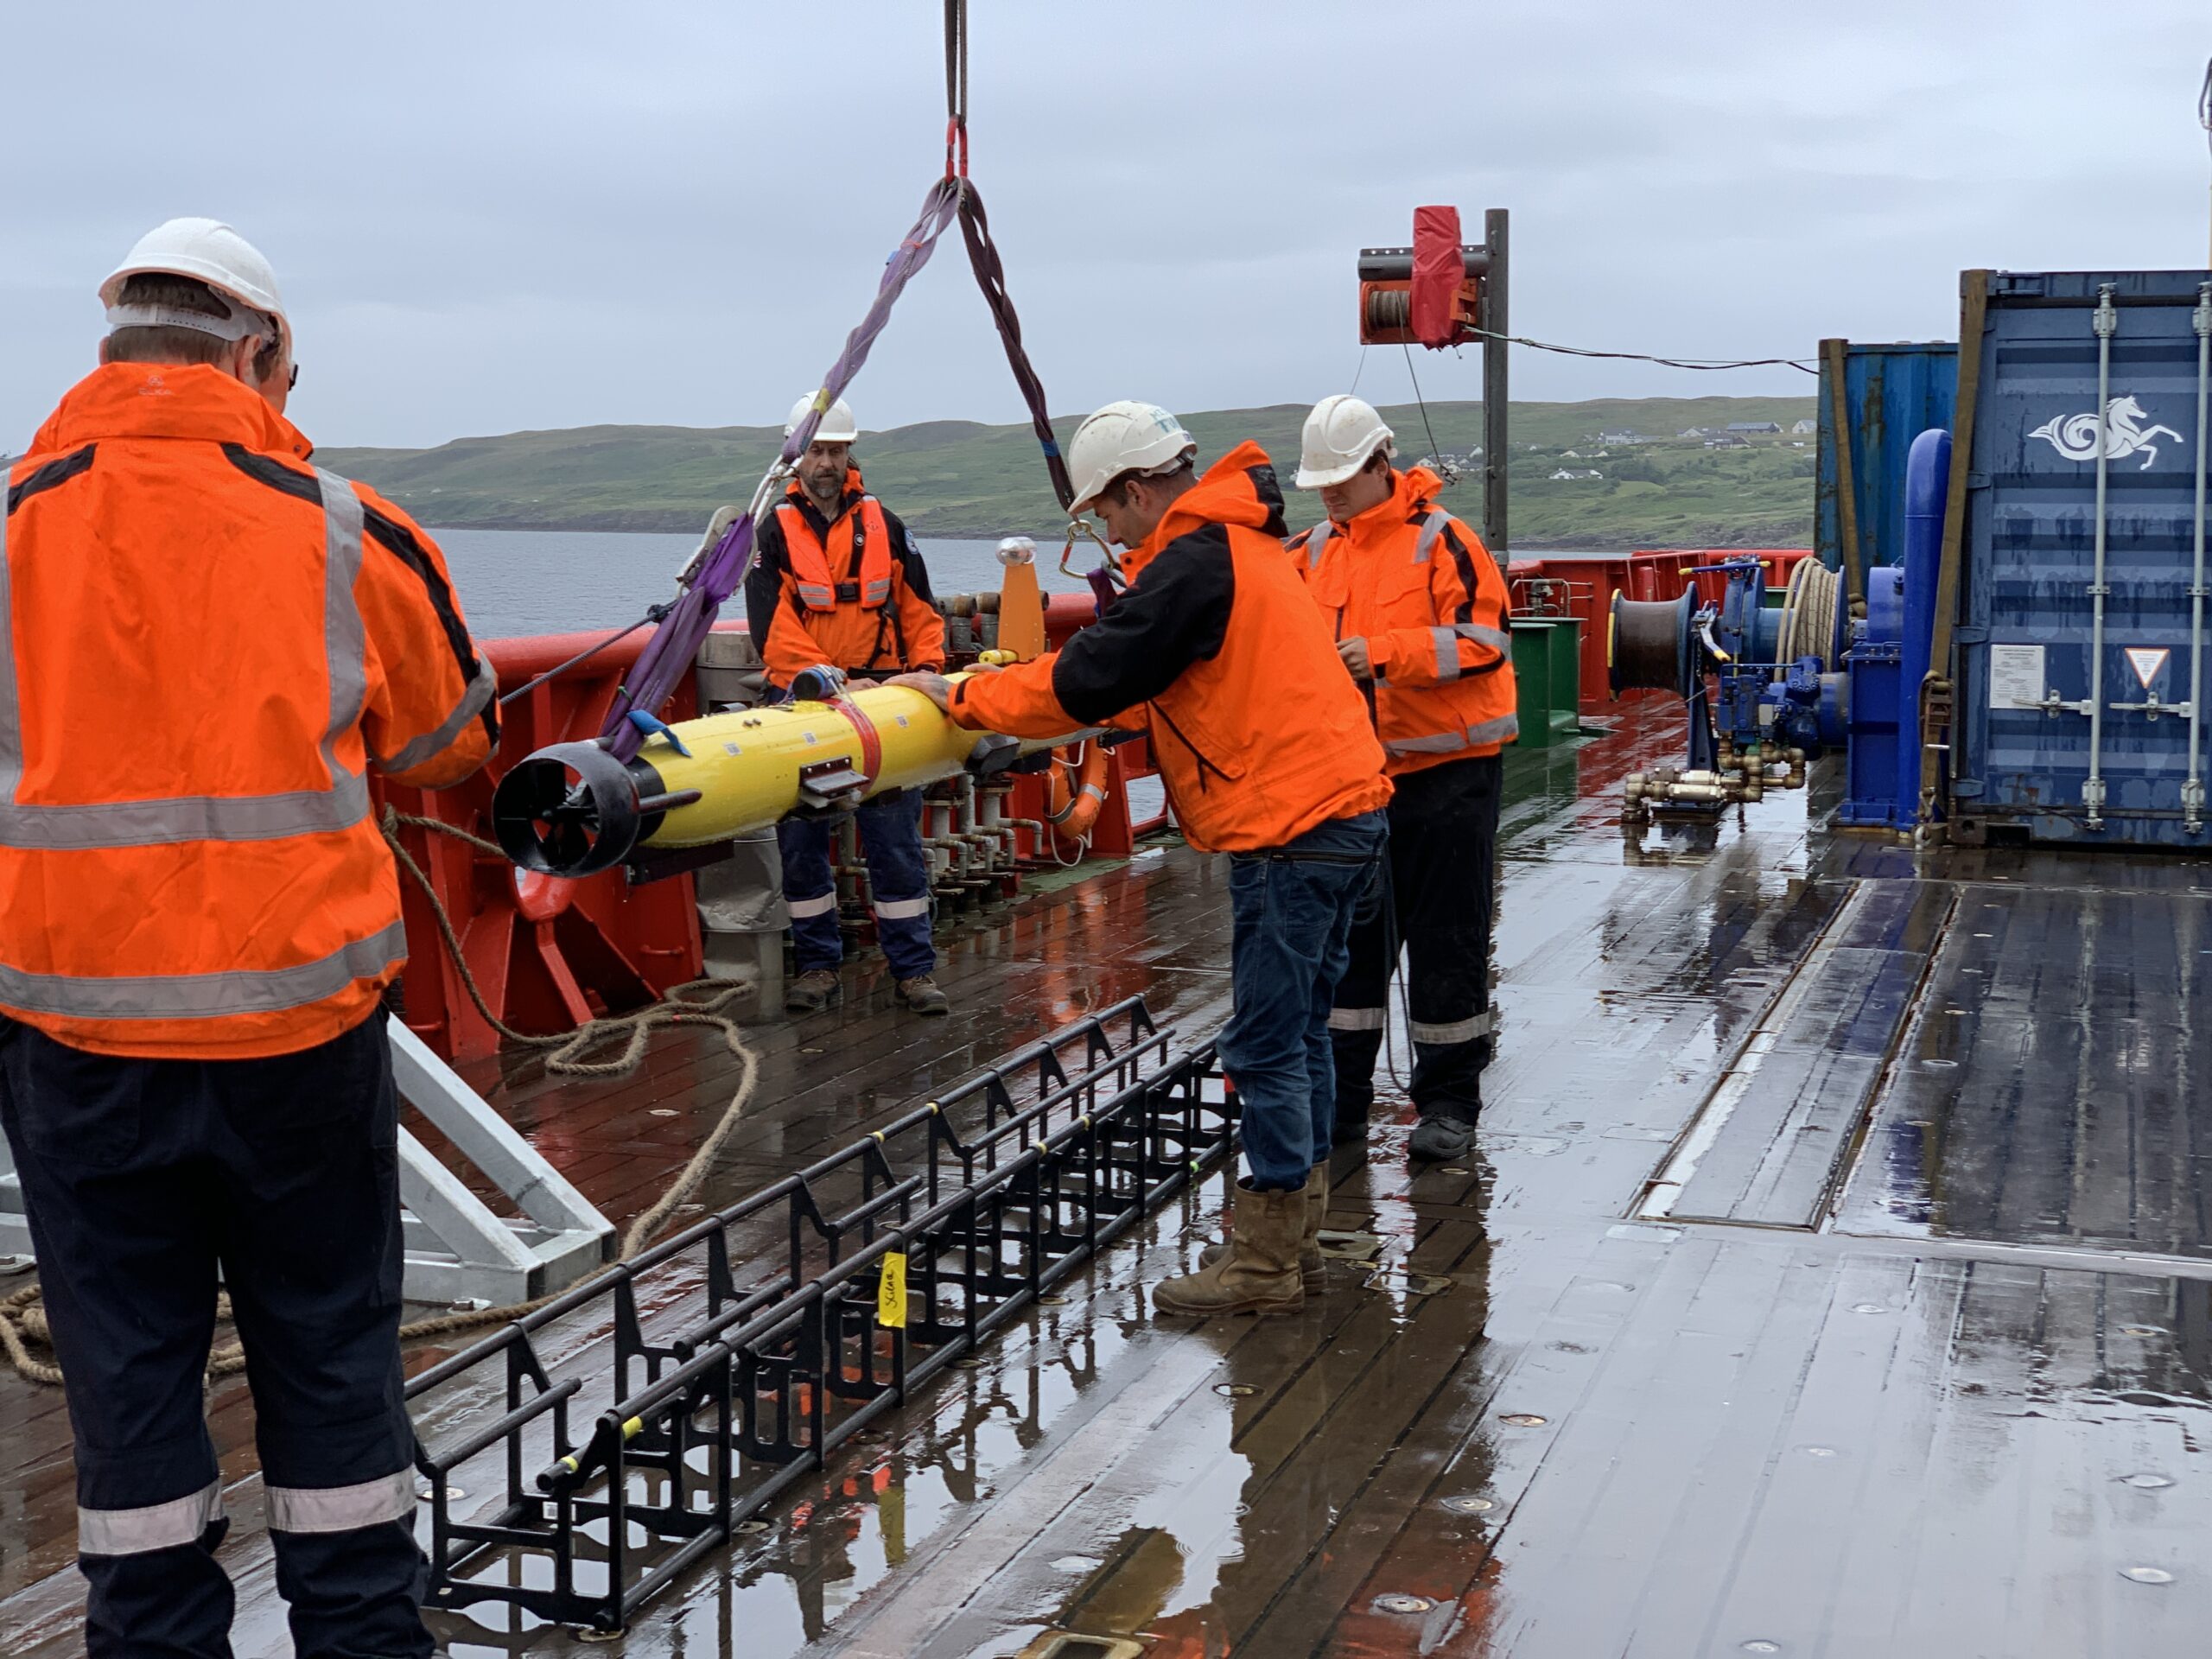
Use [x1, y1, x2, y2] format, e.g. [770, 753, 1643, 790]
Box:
[2028, 397, 2184, 470]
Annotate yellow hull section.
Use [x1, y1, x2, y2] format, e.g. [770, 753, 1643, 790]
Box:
[636, 677, 1070, 849]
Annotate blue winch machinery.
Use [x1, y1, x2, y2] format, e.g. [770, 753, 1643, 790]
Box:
[1609, 556, 1850, 819]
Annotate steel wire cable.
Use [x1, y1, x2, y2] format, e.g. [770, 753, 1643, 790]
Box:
[1401, 343, 1450, 481]
[1453, 324, 1818, 375]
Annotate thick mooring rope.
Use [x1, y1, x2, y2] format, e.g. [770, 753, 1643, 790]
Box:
[1776, 557, 1843, 670]
[3, 807, 763, 1388]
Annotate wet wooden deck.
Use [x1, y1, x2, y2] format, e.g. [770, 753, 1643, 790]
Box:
[8, 697, 2212, 1656]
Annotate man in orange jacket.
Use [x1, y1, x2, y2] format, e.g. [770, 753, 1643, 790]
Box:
[0, 219, 493, 1659]
[744, 395, 950, 1017]
[893, 402, 1390, 1319]
[1287, 396, 1516, 1166]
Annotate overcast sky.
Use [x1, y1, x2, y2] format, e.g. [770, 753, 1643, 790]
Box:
[3, 3, 2207, 452]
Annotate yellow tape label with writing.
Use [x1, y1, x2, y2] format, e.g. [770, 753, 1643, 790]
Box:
[878, 1251, 908, 1328]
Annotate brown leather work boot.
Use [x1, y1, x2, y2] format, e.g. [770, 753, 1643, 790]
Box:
[1154, 1180, 1305, 1317]
[785, 969, 842, 1015]
[896, 974, 950, 1016]
[1200, 1163, 1326, 1292]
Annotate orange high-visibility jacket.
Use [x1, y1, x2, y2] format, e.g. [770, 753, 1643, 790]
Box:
[748, 471, 944, 686]
[0, 362, 498, 1059]
[949, 442, 1391, 853]
[1287, 465, 1517, 775]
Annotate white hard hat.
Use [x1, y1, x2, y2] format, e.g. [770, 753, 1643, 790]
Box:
[99, 218, 289, 349]
[1065, 400, 1197, 514]
[1295, 394, 1395, 489]
[785, 393, 859, 445]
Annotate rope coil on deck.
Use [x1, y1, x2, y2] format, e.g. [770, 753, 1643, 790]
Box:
[3, 807, 764, 1388]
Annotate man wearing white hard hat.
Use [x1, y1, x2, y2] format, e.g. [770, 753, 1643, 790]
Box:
[743, 394, 950, 1016]
[1287, 395, 1516, 1166]
[0, 219, 493, 1657]
[892, 403, 1391, 1319]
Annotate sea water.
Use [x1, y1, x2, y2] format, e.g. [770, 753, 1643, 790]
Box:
[433, 528, 1086, 639]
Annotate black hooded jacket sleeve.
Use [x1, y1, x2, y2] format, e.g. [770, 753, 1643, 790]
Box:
[1046, 525, 1236, 724]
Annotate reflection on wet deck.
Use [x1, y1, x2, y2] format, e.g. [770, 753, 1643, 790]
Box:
[6, 698, 2211, 1656]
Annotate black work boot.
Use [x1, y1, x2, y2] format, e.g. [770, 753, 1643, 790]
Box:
[1408, 1102, 1478, 1163]
[785, 969, 842, 1014]
[896, 974, 950, 1016]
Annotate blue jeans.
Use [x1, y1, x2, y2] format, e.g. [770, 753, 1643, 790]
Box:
[778, 789, 936, 981]
[1219, 810, 1389, 1190]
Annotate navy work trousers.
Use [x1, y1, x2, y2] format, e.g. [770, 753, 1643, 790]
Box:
[0, 1011, 432, 1659]
[1218, 810, 1389, 1190]
[1332, 753, 1502, 1128]
[778, 787, 936, 982]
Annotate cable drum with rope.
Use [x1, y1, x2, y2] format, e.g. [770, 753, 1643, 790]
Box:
[1775, 557, 1842, 670]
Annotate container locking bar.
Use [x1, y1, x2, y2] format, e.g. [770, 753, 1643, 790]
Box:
[2082, 284, 2119, 829]
[2188, 283, 2212, 833]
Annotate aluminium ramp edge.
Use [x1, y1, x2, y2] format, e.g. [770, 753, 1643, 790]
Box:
[0, 1022, 615, 1305]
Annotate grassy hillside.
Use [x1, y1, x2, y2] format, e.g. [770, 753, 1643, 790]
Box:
[320, 395, 1818, 549]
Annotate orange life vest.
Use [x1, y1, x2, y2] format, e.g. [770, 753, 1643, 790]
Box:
[776, 485, 893, 613]
[759, 471, 944, 683]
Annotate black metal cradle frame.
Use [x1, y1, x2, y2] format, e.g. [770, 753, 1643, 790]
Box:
[403, 995, 1230, 1635]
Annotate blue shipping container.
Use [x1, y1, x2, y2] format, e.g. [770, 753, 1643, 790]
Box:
[1954, 269, 2212, 849]
[1816, 341, 1958, 574]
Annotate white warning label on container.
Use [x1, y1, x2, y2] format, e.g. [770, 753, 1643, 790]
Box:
[2124, 646, 2171, 690]
[1989, 644, 2047, 710]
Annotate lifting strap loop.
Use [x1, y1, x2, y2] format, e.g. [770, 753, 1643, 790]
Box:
[601, 0, 1070, 755]
[957, 184, 1074, 512]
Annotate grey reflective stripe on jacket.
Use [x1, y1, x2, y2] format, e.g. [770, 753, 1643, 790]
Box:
[78, 1478, 225, 1556]
[1419, 507, 1510, 653]
[1432, 626, 1462, 681]
[1384, 712, 1521, 756]
[0, 467, 371, 849]
[0, 919, 408, 1020]
[1433, 621, 1512, 681]
[264, 1468, 416, 1535]
[372, 660, 496, 777]
[1413, 507, 1450, 564]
